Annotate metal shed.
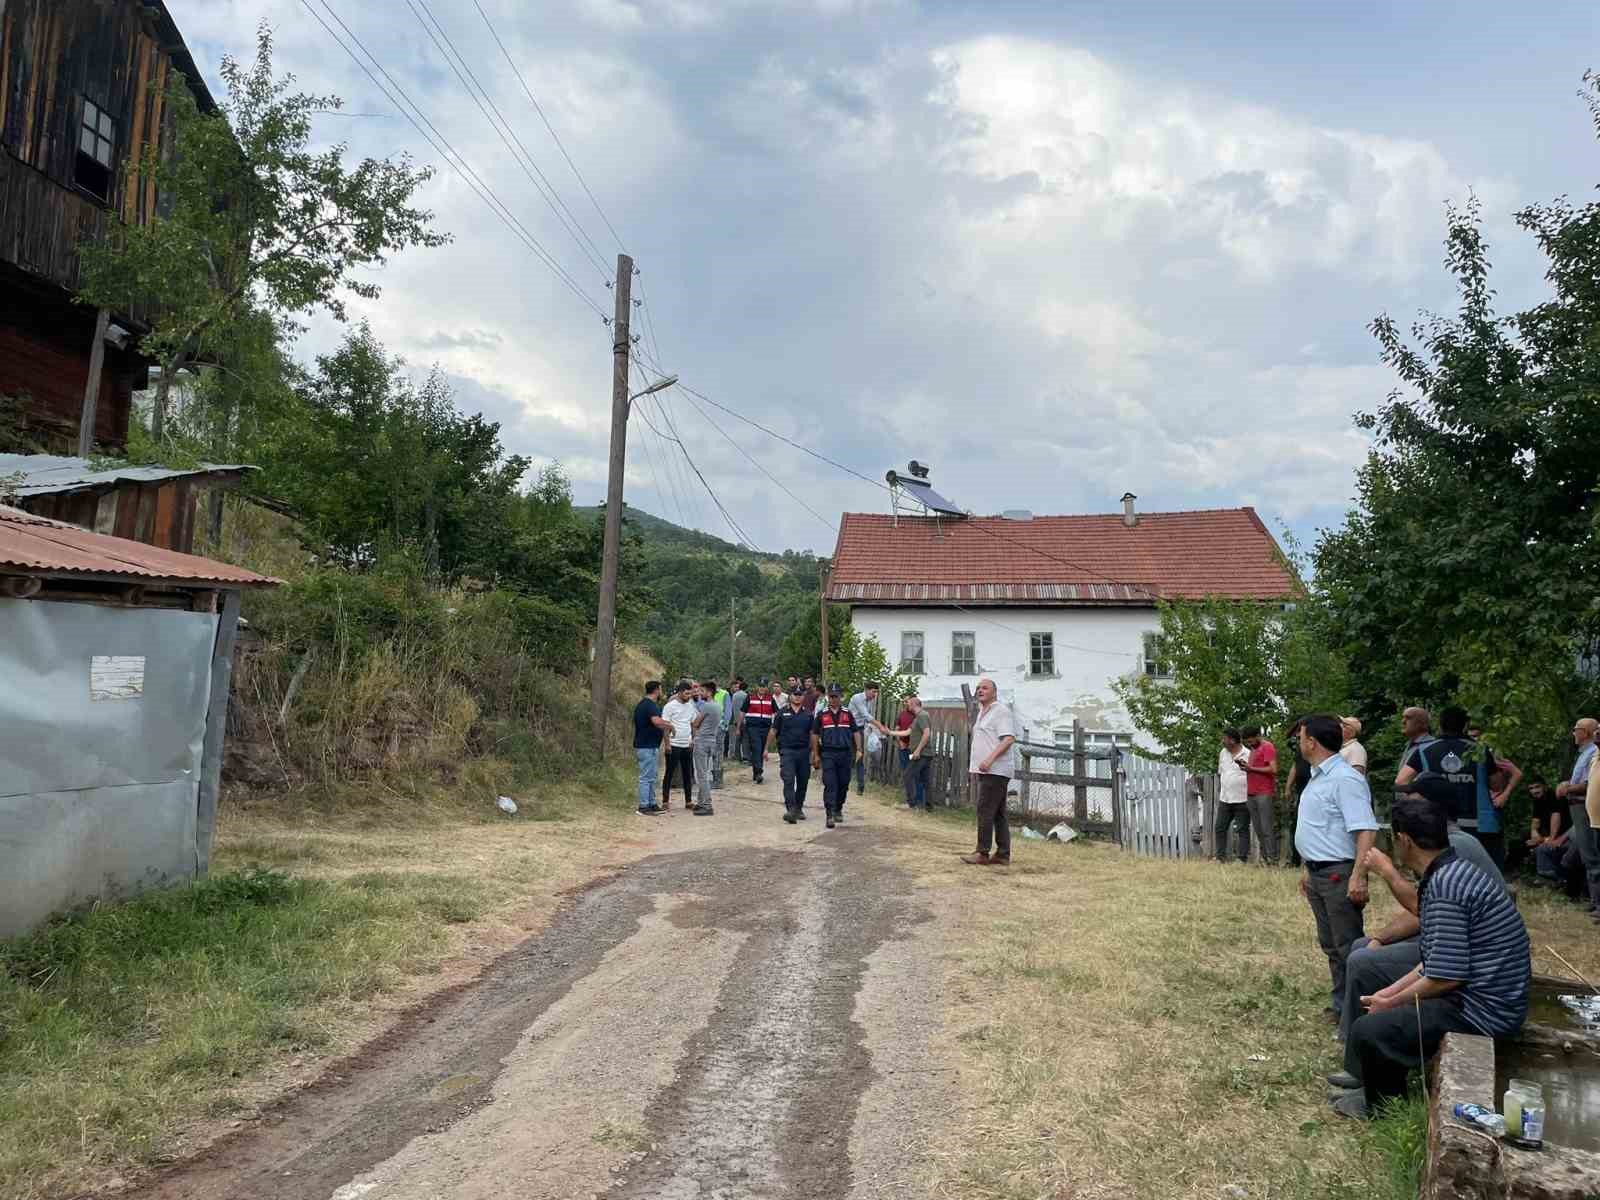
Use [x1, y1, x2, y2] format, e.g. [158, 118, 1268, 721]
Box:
[0, 504, 279, 937]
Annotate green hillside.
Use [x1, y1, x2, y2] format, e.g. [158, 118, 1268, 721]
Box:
[583, 504, 826, 682]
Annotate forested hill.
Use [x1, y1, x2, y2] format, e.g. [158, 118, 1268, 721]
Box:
[574, 504, 828, 681]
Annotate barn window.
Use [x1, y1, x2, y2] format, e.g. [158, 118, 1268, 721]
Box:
[1029, 632, 1055, 676]
[899, 631, 925, 674]
[75, 98, 117, 201]
[950, 630, 976, 675]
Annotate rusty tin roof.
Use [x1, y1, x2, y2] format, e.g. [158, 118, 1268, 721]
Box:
[0, 505, 280, 588]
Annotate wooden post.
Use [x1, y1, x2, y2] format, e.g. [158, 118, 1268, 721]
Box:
[590, 253, 634, 752]
[78, 308, 110, 456]
[195, 589, 242, 877]
[1110, 745, 1125, 847]
[1018, 749, 1031, 820]
[1072, 717, 1088, 823]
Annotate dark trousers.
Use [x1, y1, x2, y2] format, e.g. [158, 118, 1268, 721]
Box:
[975, 773, 1011, 858]
[745, 725, 770, 781]
[855, 752, 866, 793]
[820, 752, 852, 815]
[1215, 803, 1251, 862]
[903, 754, 931, 809]
[1304, 861, 1365, 1017]
[1340, 937, 1422, 1072]
[663, 746, 695, 805]
[780, 748, 811, 812]
[1352, 998, 1476, 1108]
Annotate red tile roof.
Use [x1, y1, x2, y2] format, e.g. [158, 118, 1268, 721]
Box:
[0, 505, 280, 588]
[825, 508, 1298, 606]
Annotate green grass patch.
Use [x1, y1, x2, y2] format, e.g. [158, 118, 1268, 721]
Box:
[0, 867, 478, 1199]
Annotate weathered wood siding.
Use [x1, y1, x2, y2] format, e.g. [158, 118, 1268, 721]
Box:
[17, 477, 203, 553]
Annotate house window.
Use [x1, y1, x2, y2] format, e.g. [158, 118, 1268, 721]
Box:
[951, 631, 976, 675]
[1142, 632, 1172, 678]
[900, 631, 925, 674]
[1029, 632, 1054, 677]
[75, 98, 117, 201]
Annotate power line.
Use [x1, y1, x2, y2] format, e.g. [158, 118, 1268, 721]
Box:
[403, 0, 613, 283]
[299, 0, 607, 321]
[629, 358, 690, 530]
[635, 400, 755, 549]
[473, 0, 630, 255]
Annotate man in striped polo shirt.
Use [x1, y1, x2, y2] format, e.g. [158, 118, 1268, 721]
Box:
[1338, 796, 1530, 1118]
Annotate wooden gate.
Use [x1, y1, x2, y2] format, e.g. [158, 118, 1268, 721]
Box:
[1118, 751, 1202, 859]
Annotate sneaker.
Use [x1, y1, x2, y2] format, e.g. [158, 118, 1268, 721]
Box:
[826, 814, 836, 829]
[693, 806, 714, 816]
[783, 811, 797, 824]
[960, 852, 992, 866]
[1326, 1070, 1361, 1090]
[636, 806, 660, 815]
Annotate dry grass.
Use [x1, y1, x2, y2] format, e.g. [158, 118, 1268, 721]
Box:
[884, 801, 1600, 1200]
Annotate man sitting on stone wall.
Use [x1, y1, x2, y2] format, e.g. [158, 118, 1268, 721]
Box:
[1332, 797, 1529, 1119]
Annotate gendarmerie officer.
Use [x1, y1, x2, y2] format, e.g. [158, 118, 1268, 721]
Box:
[741, 678, 777, 783]
[812, 683, 863, 829]
[770, 687, 816, 823]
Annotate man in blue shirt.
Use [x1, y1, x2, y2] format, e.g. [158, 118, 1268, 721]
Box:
[1338, 797, 1529, 1118]
[1294, 715, 1379, 1026]
[1557, 717, 1600, 916]
[632, 681, 672, 815]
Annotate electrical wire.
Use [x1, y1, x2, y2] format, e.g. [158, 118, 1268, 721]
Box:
[629, 359, 691, 530]
[473, 0, 630, 255]
[635, 402, 755, 549]
[300, 0, 608, 321]
[404, 0, 613, 283]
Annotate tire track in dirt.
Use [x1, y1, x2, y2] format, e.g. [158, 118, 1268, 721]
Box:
[116, 816, 934, 1200]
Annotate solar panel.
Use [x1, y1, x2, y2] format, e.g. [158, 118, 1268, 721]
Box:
[893, 475, 966, 517]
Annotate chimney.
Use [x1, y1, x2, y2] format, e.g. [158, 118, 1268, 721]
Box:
[1121, 492, 1138, 528]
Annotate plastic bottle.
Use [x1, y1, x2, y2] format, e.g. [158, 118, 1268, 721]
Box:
[1453, 1103, 1508, 1136]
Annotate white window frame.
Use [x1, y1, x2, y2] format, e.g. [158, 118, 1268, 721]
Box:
[900, 630, 925, 674]
[950, 630, 976, 675]
[1029, 631, 1055, 677]
[1142, 632, 1172, 678]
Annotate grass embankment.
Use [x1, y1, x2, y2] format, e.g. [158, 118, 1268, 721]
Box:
[887, 800, 1600, 1200]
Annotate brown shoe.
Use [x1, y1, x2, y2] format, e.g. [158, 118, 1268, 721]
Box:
[990, 855, 1011, 866]
[960, 852, 992, 865]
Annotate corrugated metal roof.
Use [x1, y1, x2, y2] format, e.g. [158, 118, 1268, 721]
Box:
[0, 505, 280, 588]
[0, 454, 255, 498]
[825, 508, 1299, 606]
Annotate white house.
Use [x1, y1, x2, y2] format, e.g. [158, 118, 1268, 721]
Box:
[825, 495, 1298, 755]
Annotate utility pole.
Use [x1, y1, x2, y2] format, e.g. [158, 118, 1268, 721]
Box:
[729, 596, 736, 680]
[590, 252, 633, 751]
[819, 561, 830, 682]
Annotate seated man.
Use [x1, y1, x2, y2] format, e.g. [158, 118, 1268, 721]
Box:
[1332, 797, 1529, 1119]
[1326, 826, 1504, 1090]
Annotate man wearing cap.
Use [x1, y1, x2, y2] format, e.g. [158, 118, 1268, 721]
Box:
[812, 683, 863, 828]
[741, 679, 777, 783]
[770, 685, 816, 823]
[1339, 717, 1368, 776]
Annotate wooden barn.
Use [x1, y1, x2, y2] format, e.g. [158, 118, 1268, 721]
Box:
[0, 454, 253, 554]
[0, 0, 214, 454]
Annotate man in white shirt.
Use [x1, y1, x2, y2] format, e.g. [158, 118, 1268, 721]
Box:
[1216, 728, 1251, 863]
[1339, 717, 1368, 776]
[660, 680, 701, 811]
[962, 677, 1017, 866]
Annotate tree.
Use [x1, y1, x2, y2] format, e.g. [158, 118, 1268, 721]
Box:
[1113, 599, 1350, 775]
[1312, 71, 1600, 780]
[78, 24, 446, 438]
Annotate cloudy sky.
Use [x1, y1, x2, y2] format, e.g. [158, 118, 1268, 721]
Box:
[169, 0, 1600, 558]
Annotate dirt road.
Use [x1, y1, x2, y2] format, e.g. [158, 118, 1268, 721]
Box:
[124, 776, 956, 1200]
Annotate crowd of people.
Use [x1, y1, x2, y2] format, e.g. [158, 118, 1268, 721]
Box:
[631, 674, 943, 829]
[1211, 703, 1600, 1119]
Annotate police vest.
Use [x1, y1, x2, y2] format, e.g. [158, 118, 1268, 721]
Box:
[1410, 736, 1490, 823]
[744, 694, 776, 723]
[816, 707, 858, 753]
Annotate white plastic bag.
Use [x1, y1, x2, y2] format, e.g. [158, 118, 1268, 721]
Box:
[496, 795, 519, 816]
[866, 728, 882, 755]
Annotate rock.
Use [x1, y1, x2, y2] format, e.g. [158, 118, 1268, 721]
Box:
[1221, 1186, 1248, 1199]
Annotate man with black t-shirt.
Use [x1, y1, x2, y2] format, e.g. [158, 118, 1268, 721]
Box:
[632, 681, 673, 815]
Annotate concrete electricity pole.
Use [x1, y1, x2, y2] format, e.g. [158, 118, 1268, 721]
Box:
[590, 253, 634, 751]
